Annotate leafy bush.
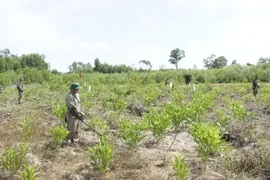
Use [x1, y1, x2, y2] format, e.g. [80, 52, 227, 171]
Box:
[18, 165, 39, 180]
[52, 104, 67, 123]
[88, 117, 110, 135]
[172, 155, 190, 180]
[50, 125, 69, 147]
[228, 100, 250, 121]
[118, 119, 146, 150]
[0, 143, 28, 172]
[189, 122, 226, 162]
[19, 117, 32, 142]
[88, 136, 113, 172]
[142, 108, 171, 141]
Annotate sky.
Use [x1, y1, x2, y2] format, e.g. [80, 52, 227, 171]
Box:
[1, 0, 270, 72]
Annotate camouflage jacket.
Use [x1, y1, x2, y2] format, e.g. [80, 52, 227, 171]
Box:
[66, 92, 83, 119]
[17, 81, 23, 92]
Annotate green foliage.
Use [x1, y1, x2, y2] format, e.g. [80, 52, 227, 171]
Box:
[52, 104, 67, 123]
[110, 94, 127, 114]
[20, 53, 48, 70]
[0, 143, 28, 172]
[188, 92, 214, 121]
[142, 108, 171, 141]
[143, 89, 159, 106]
[88, 136, 113, 172]
[50, 125, 69, 147]
[204, 54, 228, 69]
[118, 119, 146, 150]
[189, 122, 226, 162]
[165, 103, 189, 130]
[172, 155, 190, 180]
[228, 100, 250, 121]
[18, 165, 39, 180]
[19, 118, 32, 142]
[102, 93, 127, 114]
[88, 117, 110, 134]
[216, 109, 229, 129]
[168, 48, 185, 70]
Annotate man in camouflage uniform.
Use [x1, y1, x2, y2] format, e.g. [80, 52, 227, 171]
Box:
[17, 77, 24, 104]
[65, 82, 85, 145]
[252, 75, 260, 97]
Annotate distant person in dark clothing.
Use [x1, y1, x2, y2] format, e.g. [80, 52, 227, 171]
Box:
[252, 75, 260, 97]
[184, 75, 192, 85]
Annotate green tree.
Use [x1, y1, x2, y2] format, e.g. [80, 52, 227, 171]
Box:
[139, 60, 152, 70]
[257, 57, 270, 64]
[204, 55, 227, 69]
[20, 53, 48, 70]
[94, 58, 101, 72]
[169, 48, 185, 70]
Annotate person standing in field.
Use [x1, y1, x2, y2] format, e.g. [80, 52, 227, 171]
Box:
[252, 75, 260, 97]
[17, 77, 24, 104]
[65, 82, 85, 146]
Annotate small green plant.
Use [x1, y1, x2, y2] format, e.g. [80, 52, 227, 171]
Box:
[50, 125, 69, 147]
[0, 143, 28, 172]
[88, 117, 110, 134]
[216, 109, 229, 128]
[88, 136, 113, 172]
[165, 103, 189, 131]
[228, 100, 250, 121]
[19, 117, 32, 142]
[118, 119, 146, 150]
[18, 165, 39, 180]
[142, 108, 171, 141]
[189, 122, 226, 162]
[52, 104, 67, 123]
[143, 89, 159, 106]
[110, 94, 128, 114]
[189, 92, 214, 121]
[172, 155, 190, 180]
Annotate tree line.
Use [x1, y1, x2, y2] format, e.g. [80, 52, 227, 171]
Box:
[0, 48, 49, 73]
[1, 48, 269, 75]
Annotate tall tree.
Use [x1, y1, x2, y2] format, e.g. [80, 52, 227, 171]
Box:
[20, 53, 48, 70]
[139, 60, 152, 70]
[257, 57, 270, 64]
[168, 48, 185, 70]
[231, 60, 237, 65]
[94, 58, 101, 72]
[203, 55, 227, 69]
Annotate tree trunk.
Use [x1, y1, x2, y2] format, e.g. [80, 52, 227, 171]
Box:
[175, 62, 178, 70]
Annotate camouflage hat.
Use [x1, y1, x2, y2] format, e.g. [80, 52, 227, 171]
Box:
[69, 82, 81, 90]
[19, 77, 24, 81]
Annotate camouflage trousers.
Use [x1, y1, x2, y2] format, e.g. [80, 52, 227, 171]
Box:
[66, 116, 80, 143]
[18, 91, 23, 104]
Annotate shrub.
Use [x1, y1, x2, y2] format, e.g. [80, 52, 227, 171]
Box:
[172, 155, 190, 180]
[189, 122, 226, 162]
[0, 143, 28, 172]
[88, 136, 113, 172]
[50, 125, 69, 147]
[118, 119, 146, 150]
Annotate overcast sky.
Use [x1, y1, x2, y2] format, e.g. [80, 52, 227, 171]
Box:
[1, 0, 270, 72]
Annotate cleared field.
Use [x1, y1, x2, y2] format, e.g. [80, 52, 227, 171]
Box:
[0, 81, 270, 180]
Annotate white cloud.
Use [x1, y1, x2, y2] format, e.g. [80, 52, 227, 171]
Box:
[95, 41, 112, 51]
[80, 41, 93, 51]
